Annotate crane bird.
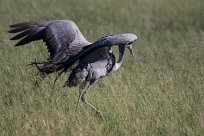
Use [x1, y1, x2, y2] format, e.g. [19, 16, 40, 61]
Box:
[9, 20, 137, 118]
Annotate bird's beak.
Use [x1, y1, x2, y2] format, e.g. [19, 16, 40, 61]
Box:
[126, 45, 134, 57]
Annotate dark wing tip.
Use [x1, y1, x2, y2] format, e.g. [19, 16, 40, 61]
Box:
[10, 29, 33, 40]
[8, 27, 26, 33]
[9, 22, 34, 34]
[9, 22, 30, 28]
[15, 42, 24, 46]
[14, 38, 28, 46]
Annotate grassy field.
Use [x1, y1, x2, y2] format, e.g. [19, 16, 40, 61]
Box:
[1, 0, 204, 135]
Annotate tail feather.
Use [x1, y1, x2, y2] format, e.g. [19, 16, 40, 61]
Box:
[28, 60, 64, 74]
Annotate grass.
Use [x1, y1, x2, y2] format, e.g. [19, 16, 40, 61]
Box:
[0, 0, 204, 135]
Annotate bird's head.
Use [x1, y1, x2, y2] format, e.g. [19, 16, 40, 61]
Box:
[117, 33, 137, 57]
[123, 34, 137, 57]
[119, 41, 137, 57]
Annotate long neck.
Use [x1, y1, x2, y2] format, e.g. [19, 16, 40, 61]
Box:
[114, 46, 125, 71]
[61, 38, 126, 71]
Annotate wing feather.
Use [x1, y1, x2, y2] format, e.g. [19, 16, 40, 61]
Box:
[15, 27, 44, 46]
[60, 33, 137, 71]
[9, 20, 88, 58]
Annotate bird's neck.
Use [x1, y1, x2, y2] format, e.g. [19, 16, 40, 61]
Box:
[114, 46, 125, 71]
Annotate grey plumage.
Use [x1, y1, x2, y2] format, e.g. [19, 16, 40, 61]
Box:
[9, 20, 90, 73]
[9, 20, 137, 118]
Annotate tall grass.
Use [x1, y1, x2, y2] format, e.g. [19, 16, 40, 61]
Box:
[0, 0, 204, 135]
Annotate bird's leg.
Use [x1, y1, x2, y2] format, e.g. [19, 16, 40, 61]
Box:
[76, 82, 90, 112]
[76, 81, 103, 120]
[80, 82, 103, 120]
[81, 93, 104, 120]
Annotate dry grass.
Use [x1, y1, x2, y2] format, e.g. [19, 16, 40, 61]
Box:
[0, 0, 204, 135]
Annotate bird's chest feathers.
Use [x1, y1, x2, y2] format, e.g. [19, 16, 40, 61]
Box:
[84, 59, 110, 79]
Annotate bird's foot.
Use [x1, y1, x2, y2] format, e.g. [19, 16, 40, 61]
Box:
[95, 110, 104, 121]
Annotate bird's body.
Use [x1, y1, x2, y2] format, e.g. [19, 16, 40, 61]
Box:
[9, 20, 137, 118]
[66, 47, 115, 87]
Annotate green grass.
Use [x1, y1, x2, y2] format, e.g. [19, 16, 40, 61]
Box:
[1, 0, 204, 135]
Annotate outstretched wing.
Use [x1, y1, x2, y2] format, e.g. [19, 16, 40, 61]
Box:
[9, 20, 90, 58]
[60, 33, 137, 71]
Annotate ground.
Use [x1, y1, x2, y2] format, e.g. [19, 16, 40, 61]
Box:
[0, 0, 204, 135]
